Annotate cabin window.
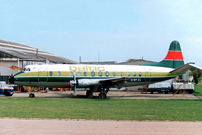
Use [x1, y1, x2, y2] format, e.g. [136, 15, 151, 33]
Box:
[70, 71, 73, 76]
[77, 71, 81, 76]
[120, 72, 123, 77]
[84, 71, 87, 76]
[49, 71, 53, 76]
[91, 71, 95, 77]
[105, 71, 109, 77]
[133, 72, 136, 76]
[113, 71, 116, 77]
[127, 72, 130, 77]
[139, 72, 142, 77]
[98, 71, 102, 77]
[57, 71, 61, 76]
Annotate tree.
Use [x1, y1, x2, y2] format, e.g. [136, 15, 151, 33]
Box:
[191, 69, 202, 84]
[126, 59, 136, 62]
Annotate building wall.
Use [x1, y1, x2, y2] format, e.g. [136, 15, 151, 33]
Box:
[0, 61, 23, 76]
[0, 60, 23, 83]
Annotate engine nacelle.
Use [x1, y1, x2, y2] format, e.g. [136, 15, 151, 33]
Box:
[77, 79, 99, 87]
[69, 79, 100, 88]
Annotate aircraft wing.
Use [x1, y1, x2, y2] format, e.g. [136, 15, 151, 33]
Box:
[99, 77, 129, 83]
[170, 62, 202, 74]
[99, 77, 129, 89]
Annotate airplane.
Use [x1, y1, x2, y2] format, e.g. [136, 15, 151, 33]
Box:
[9, 40, 200, 98]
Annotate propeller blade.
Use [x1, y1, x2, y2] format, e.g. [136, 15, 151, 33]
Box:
[74, 85, 77, 96]
[74, 72, 76, 81]
[73, 71, 77, 96]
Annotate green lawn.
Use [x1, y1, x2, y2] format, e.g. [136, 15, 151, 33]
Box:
[1, 98, 202, 121]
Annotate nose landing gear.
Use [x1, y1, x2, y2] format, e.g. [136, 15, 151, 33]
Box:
[29, 93, 35, 98]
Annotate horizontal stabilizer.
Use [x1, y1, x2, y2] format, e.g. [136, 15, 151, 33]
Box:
[170, 62, 202, 74]
[189, 64, 202, 71]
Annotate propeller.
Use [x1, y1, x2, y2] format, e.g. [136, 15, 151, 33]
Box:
[73, 71, 77, 96]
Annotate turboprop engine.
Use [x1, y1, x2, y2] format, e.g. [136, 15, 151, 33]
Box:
[69, 79, 100, 88]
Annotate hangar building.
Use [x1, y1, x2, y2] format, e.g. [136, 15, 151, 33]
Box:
[0, 39, 77, 83]
[118, 59, 155, 65]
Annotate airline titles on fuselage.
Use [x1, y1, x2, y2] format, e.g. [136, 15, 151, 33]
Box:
[69, 66, 105, 72]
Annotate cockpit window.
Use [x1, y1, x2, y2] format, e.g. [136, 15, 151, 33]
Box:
[23, 68, 31, 72]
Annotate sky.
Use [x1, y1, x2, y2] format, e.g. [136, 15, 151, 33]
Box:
[0, 0, 202, 65]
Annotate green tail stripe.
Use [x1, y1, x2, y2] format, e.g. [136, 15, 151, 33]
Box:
[169, 40, 181, 51]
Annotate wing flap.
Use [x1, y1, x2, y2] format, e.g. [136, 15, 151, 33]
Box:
[100, 77, 129, 83]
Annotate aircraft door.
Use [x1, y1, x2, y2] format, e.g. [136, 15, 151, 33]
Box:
[144, 68, 151, 82]
[38, 67, 48, 82]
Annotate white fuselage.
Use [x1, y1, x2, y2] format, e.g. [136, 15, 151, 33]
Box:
[12, 64, 177, 88]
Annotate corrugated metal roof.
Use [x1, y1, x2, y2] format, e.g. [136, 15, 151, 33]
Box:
[0, 39, 78, 64]
[118, 59, 155, 65]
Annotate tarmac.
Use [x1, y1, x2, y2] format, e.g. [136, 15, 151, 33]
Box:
[1, 118, 202, 135]
[1, 90, 201, 135]
[10, 90, 199, 99]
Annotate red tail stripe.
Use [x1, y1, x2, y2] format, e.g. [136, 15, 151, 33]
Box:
[164, 51, 183, 60]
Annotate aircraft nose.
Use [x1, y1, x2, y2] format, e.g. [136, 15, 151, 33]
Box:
[9, 76, 14, 84]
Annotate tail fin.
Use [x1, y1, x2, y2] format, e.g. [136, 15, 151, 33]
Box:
[144, 40, 184, 69]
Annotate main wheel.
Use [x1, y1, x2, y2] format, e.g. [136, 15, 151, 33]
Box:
[99, 93, 106, 99]
[189, 91, 193, 94]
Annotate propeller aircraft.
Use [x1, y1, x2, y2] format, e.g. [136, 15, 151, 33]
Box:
[9, 40, 200, 98]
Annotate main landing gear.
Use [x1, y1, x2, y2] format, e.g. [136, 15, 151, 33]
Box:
[86, 85, 109, 99]
[99, 92, 106, 99]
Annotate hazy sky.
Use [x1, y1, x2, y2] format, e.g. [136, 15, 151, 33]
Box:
[0, 0, 202, 65]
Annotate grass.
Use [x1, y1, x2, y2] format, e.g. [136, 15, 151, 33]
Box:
[1, 79, 202, 121]
[1, 98, 202, 121]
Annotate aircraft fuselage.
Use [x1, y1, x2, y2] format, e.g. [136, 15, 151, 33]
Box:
[10, 64, 179, 89]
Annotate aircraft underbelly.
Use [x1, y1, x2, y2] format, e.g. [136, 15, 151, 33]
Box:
[15, 81, 68, 88]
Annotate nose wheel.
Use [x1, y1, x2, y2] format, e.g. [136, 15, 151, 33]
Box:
[29, 93, 35, 98]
